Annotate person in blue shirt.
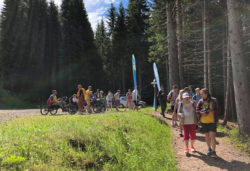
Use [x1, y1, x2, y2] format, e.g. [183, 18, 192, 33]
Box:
[192, 88, 202, 106]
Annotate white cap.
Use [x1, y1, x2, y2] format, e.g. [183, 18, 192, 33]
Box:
[182, 92, 190, 99]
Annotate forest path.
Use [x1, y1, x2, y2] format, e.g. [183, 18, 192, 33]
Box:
[152, 111, 250, 171]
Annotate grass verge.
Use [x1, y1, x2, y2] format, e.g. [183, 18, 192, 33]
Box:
[0, 108, 176, 170]
[217, 124, 250, 156]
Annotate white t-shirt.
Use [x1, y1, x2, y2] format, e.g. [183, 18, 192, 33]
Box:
[178, 102, 196, 125]
[132, 90, 138, 101]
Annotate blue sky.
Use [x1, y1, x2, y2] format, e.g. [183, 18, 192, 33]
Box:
[0, 0, 129, 31]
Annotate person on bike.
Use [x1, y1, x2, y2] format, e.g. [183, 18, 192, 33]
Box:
[49, 90, 58, 104]
[114, 90, 121, 111]
[77, 84, 86, 114]
[49, 90, 64, 108]
[85, 86, 92, 113]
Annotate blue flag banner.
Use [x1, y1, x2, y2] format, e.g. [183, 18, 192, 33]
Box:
[132, 55, 137, 90]
[153, 63, 161, 109]
[153, 63, 161, 91]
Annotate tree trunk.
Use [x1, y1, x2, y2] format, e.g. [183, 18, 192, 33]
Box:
[167, 1, 179, 88]
[227, 0, 250, 135]
[207, 26, 213, 95]
[203, 0, 208, 88]
[223, 38, 233, 125]
[177, 0, 184, 88]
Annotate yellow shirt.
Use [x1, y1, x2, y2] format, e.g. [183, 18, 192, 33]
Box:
[85, 90, 90, 101]
[200, 101, 215, 124]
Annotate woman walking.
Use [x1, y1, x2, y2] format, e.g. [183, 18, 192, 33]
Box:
[76, 84, 86, 114]
[126, 89, 132, 110]
[178, 92, 197, 156]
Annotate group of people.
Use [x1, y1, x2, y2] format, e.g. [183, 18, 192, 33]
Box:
[48, 84, 141, 114]
[158, 85, 218, 157]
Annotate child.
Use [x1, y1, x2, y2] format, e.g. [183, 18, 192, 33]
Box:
[178, 92, 197, 156]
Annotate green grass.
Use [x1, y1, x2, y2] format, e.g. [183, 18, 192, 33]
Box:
[0, 108, 177, 170]
[217, 125, 250, 156]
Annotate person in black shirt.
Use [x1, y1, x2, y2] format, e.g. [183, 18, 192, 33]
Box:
[157, 86, 167, 118]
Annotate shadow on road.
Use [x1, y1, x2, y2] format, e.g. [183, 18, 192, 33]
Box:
[191, 151, 250, 171]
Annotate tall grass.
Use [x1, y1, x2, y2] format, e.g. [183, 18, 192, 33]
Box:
[0, 109, 177, 170]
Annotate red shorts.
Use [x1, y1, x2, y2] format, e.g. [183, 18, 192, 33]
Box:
[182, 124, 196, 141]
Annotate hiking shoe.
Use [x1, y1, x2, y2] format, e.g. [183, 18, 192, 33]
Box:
[211, 151, 217, 158]
[207, 149, 212, 156]
[179, 133, 183, 137]
[191, 147, 196, 152]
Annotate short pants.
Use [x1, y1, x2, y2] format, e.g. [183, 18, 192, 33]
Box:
[201, 123, 217, 133]
[182, 124, 196, 140]
[115, 100, 120, 107]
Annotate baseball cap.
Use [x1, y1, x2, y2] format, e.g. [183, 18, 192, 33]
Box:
[182, 92, 190, 99]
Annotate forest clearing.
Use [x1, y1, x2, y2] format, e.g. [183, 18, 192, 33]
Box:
[0, 0, 249, 170]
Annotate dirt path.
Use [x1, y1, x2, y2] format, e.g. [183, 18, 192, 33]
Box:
[0, 109, 42, 123]
[153, 111, 250, 171]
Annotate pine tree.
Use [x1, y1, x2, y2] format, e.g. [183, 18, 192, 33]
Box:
[127, 0, 151, 94]
[107, 3, 117, 38]
[112, 3, 129, 92]
[61, 0, 103, 93]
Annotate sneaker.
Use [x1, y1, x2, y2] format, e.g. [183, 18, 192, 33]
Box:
[184, 148, 190, 157]
[179, 133, 183, 137]
[211, 151, 217, 158]
[207, 149, 212, 156]
[191, 147, 196, 152]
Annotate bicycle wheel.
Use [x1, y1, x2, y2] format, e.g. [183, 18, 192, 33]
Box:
[117, 104, 126, 112]
[68, 105, 77, 115]
[50, 108, 58, 115]
[40, 104, 49, 115]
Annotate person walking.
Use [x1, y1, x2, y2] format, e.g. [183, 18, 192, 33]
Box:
[76, 84, 86, 114]
[157, 86, 167, 118]
[167, 85, 179, 112]
[114, 90, 121, 112]
[132, 89, 140, 111]
[173, 89, 185, 136]
[192, 88, 202, 106]
[178, 92, 197, 157]
[106, 91, 113, 111]
[196, 88, 218, 158]
[126, 89, 133, 110]
[85, 86, 92, 113]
